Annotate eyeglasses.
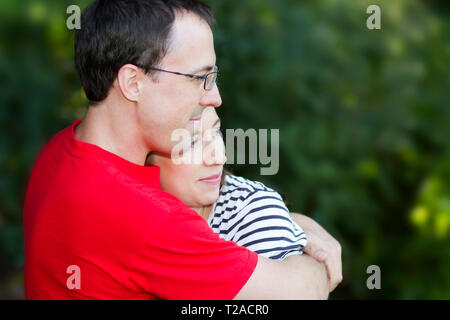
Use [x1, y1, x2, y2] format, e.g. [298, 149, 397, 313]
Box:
[146, 65, 219, 91]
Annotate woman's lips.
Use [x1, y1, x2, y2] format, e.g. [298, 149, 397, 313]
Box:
[199, 173, 222, 184]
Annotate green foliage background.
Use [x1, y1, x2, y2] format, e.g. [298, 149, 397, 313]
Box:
[0, 0, 449, 299]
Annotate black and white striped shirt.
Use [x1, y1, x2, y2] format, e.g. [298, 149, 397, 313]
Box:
[207, 175, 307, 260]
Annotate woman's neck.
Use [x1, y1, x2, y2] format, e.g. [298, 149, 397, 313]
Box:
[192, 204, 214, 221]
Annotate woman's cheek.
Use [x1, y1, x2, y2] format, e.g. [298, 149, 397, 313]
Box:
[181, 166, 197, 195]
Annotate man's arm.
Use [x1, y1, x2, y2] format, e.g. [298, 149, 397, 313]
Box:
[234, 254, 329, 300]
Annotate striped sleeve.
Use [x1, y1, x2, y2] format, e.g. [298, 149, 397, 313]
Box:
[229, 189, 308, 260]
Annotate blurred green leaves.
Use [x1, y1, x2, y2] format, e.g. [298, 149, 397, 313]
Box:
[209, 0, 450, 299]
[411, 157, 450, 239]
[0, 0, 449, 299]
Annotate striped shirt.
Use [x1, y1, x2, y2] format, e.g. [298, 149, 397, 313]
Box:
[207, 175, 307, 260]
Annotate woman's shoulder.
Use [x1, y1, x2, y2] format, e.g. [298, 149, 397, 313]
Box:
[222, 174, 276, 193]
[213, 175, 295, 231]
[218, 174, 284, 204]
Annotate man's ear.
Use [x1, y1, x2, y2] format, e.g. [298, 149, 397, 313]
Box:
[116, 64, 141, 102]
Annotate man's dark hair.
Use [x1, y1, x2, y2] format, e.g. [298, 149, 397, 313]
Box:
[75, 0, 215, 103]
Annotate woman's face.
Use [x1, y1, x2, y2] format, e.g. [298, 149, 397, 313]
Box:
[148, 107, 226, 209]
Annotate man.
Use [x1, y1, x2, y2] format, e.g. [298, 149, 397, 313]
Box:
[24, 0, 341, 299]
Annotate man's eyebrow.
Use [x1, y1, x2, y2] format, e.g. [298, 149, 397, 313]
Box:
[190, 65, 214, 74]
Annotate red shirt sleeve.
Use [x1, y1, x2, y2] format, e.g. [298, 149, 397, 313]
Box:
[128, 205, 258, 300]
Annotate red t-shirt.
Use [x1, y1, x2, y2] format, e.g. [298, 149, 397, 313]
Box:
[24, 120, 258, 299]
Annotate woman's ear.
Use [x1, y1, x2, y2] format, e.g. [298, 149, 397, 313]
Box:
[116, 64, 141, 102]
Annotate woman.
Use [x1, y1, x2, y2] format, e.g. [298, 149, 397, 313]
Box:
[148, 107, 307, 259]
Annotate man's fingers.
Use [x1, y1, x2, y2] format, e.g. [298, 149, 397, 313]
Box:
[327, 250, 343, 293]
[306, 245, 341, 293]
[320, 255, 340, 293]
[304, 244, 327, 262]
[292, 213, 343, 292]
[305, 246, 340, 292]
[313, 249, 327, 262]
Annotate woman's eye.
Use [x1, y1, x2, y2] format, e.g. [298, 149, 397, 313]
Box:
[215, 128, 223, 138]
[191, 136, 200, 147]
[189, 128, 221, 149]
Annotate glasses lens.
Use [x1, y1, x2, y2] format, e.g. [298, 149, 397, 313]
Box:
[205, 72, 217, 90]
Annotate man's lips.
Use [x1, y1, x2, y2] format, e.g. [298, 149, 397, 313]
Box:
[199, 173, 222, 184]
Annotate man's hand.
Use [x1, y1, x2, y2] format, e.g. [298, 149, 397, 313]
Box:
[290, 212, 343, 293]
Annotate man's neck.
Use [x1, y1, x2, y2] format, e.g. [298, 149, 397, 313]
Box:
[75, 99, 150, 166]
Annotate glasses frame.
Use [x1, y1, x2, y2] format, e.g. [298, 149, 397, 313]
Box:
[145, 65, 219, 91]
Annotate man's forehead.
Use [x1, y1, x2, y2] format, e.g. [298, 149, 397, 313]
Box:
[171, 10, 213, 41]
[165, 12, 215, 70]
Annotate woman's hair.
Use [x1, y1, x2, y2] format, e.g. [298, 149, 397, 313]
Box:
[220, 168, 231, 188]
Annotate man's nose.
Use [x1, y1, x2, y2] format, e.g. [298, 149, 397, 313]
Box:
[200, 84, 222, 108]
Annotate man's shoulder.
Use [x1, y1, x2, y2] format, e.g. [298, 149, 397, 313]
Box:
[107, 177, 192, 216]
[31, 124, 72, 166]
[62, 159, 194, 225]
[26, 121, 195, 229]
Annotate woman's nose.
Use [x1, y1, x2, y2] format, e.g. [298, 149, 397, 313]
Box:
[203, 138, 226, 166]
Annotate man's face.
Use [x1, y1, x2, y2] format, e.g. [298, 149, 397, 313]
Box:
[137, 11, 222, 155]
